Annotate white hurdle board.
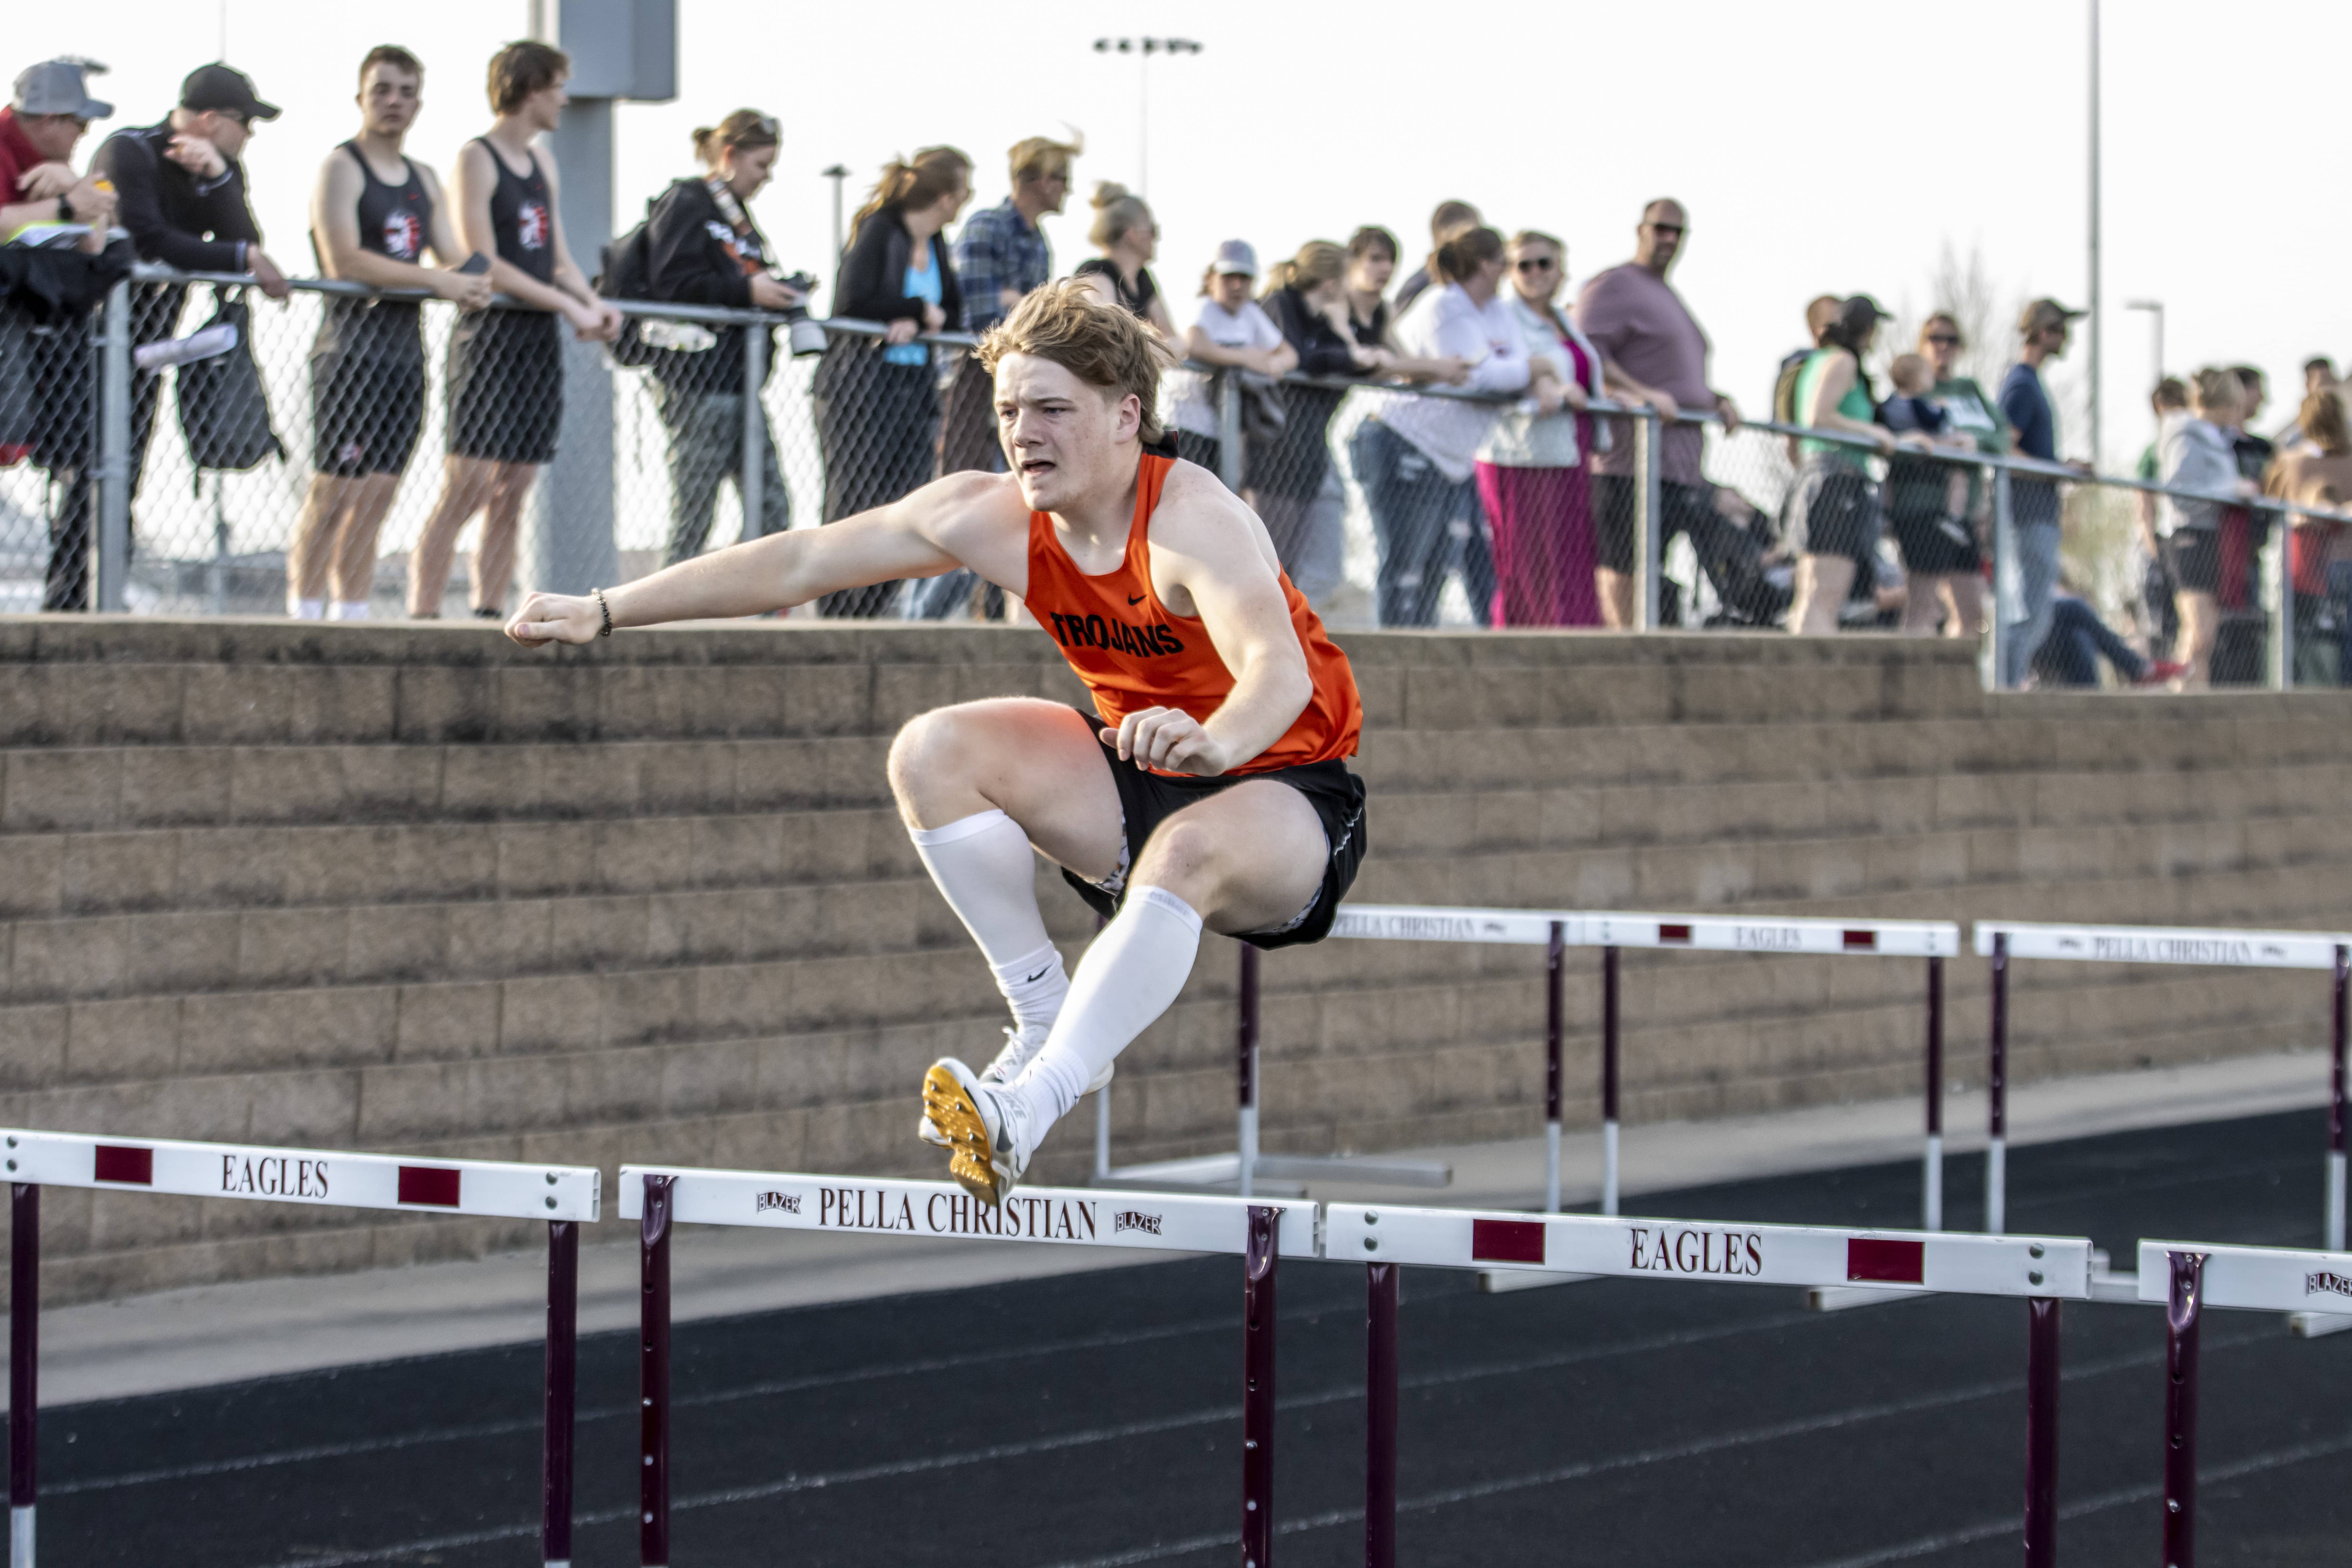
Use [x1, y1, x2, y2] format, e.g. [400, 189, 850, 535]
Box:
[1974, 922, 2349, 969]
[1587, 913, 1961, 958]
[2135, 1239, 2352, 1337]
[1330, 1203, 2089, 1299]
[1329, 904, 1565, 946]
[619, 1165, 1320, 1258]
[2, 1129, 601, 1221]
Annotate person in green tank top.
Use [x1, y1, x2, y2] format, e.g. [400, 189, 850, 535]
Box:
[1786, 296, 1932, 633]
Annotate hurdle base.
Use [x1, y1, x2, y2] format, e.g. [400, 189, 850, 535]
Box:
[2289, 1310, 2352, 1339]
[1478, 1269, 1599, 1295]
[1096, 1151, 1449, 1194]
[1805, 1283, 1929, 1313]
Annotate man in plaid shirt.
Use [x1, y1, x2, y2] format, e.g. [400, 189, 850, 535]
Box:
[915, 132, 1081, 618]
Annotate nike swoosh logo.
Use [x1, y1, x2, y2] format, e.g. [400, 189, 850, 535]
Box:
[1126, 594, 1146, 606]
[1023, 966, 1050, 983]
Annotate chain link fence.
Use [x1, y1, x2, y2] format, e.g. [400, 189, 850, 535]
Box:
[12, 259, 2348, 691]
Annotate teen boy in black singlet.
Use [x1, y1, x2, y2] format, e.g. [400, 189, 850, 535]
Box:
[405, 39, 619, 621]
[285, 46, 492, 622]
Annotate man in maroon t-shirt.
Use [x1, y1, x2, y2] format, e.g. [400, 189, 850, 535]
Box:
[1572, 197, 1744, 628]
[1, 58, 116, 250]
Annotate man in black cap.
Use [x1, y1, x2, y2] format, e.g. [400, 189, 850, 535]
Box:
[44, 64, 292, 610]
[2, 57, 117, 252]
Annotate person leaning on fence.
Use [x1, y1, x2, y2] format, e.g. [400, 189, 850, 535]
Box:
[1354, 225, 1544, 628]
[2135, 376, 2189, 656]
[1255, 240, 1388, 605]
[1393, 199, 1479, 318]
[1994, 298, 2084, 685]
[1173, 240, 1295, 484]
[2, 58, 117, 255]
[406, 41, 621, 621]
[2157, 367, 2258, 690]
[636, 110, 800, 568]
[2209, 364, 2277, 684]
[1877, 349, 1986, 638]
[1073, 181, 1183, 454]
[2274, 357, 2337, 450]
[44, 64, 289, 613]
[812, 146, 970, 617]
[1573, 198, 1744, 630]
[2262, 384, 2352, 685]
[1785, 296, 1926, 634]
[285, 46, 492, 623]
[1907, 312, 2005, 639]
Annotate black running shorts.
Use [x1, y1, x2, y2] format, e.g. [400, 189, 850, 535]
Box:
[1059, 706, 1368, 951]
[446, 308, 563, 465]
[310, 310, 425, 476]
[2166, 529, 2221, 594]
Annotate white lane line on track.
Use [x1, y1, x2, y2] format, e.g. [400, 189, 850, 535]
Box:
[1788, 1426, 2352, 1568]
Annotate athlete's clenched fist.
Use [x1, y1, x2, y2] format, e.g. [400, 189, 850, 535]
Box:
[505, 591, 603, 648]
[1105, 706, 1231, 777]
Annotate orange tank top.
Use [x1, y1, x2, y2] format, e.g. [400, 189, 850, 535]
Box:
[1025, 454, 1363, 775]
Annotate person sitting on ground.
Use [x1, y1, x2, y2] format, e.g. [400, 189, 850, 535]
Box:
[505, 281, 1367, 1209]
[1172, 240, 1296, 482]
[2028, 577, 2185, 688]
[286, 45, 491, 622]
[2157, 367, 2259, 689]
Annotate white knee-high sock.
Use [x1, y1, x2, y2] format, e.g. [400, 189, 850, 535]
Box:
[1016, 886, 1203, 1128]
[910, 809, 1068, 1033]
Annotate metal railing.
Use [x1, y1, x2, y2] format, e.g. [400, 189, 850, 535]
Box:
[9, 260, 2348, 692]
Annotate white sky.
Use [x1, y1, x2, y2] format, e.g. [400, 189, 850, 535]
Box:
[18, 0, 2350, 466]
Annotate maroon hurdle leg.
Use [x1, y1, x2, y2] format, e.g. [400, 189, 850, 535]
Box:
[2330, 945, 2347, 1251]
[1925, 955, 1945, 1231]
[2163, 1251, 2207, 1568]
[1242, 1204, 1278, 1568]
[1364, 1261, 1399, 1568]
[640, 1175, 675, 1568]
[1601, 946, 1621, 1216]
[2023, 1297, 2060, 1567]
[10, 1183, 35, 1568]
[1987, 933, 2009, 1235]
[1544, 921, 1564, 1213]
[543, 1219, 579, 1568]
[1238, 945, 1261, 1199]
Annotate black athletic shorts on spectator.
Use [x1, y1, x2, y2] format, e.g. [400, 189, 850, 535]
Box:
[311, 141, 431, 476]
[447, 138, 562, 464]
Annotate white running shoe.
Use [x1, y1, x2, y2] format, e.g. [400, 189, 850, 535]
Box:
[916, 1024, 1113, 1146]
[921, 1057, 1035, 1207]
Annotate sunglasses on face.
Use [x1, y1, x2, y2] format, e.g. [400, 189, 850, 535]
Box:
[1926, 334, 1960, 346]
[1646, 223, 1684, 237]
[1515, 257, 1557, 272]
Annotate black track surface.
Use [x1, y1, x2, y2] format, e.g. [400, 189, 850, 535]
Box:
[19, 1108, 2351, 1567]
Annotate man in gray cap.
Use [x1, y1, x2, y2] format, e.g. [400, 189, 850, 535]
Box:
[2, 57, 116, 252]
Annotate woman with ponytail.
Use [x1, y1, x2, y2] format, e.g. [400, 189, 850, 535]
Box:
[1254, 240, 1387, 601]
[812, 147, 971, 614]
[639, 109, 798, 564]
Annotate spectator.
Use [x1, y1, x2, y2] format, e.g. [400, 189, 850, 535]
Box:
[637, 110, 799, 568]
[2157, 368, 2257, 689]
[285, 46, 490, 622]
[811, 145, 970, 617]
[940, 131, 1076, 477]
[1787, 296, 1919, 633]
[1073, 181, 1178, 458]
[1995, 298, 2083, 686]
[1477, 229, 1610, 626]
[50, 63, 290, 613]
[1353, 225, 1545, 626]
[1772, 295, 1842, 423]
[2211, 364, 2276, 683]
[1340, 224, 1469, 382]
[1173, 240, 1295, 481]
[407, 42, 621, 621]
[2, 58, 116, 255]
[1393, 199, 1479, 316]
[2029, 584, 2184, 687]
[2136, 376, 2189, 655]
[1878, 344, 1986, 637]
[1255, 239, 1386, 602]
[2263, 385, 2352, 684]
[2275, 357, 2337, 449]
[1913, 312, 2006, 635]
[1574, 198, 1745, 629]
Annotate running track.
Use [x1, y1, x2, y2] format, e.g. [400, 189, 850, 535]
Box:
[21, 1108, 2348, 1567]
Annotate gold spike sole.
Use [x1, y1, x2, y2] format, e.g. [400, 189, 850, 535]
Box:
[922, 1063, 1006, 1207]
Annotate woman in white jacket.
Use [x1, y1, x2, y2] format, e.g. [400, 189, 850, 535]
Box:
[2158, 368, 2258, 687]
[1351, 226, 1556, 626]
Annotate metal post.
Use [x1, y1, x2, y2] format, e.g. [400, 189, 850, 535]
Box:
[1364, 1261, 1398, 1568]
[1544, 920, 1564, 1214]
[1236, 944, 1259, 1198]
[2267, 503, 2293, 691]
[1601, 946, 1621, 1216]
[737, 318, 767, 546]
[1990, 465, 2015, 690]
[10, 1184, 35, 1568]
[2331, 945, 2347, 1252]
[2162, 1251, 2206, 1568]
[2086, 0, 2102, 469]
[1925, 956, 1945, 1232]
[1632, 412, 1661, 630]
[1217, 374, 1244, 494]
[1093, 1086, 1111, 1183]
[1988, 933, 2009, 1235]
[542, 1220, 578, 1568]
[1241, 1205, 1278, 1568]
[2023, 1297, 2060, 1568]
[639, 1174, 673, 1568]
[95, 279, 131, 614]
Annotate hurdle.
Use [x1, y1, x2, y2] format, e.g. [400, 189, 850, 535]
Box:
[1973, 922, 2351, 1247]
[616, 1165, 1317, 1568]
[1328, 1200, 2090, 1565]
[0, 1128, 600, 1568]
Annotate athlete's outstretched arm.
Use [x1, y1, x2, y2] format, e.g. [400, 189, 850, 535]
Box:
[1109, 479, 1313, 776]
[506, 472, 1005, 645]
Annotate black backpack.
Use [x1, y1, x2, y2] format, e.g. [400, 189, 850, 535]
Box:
[176, 288, 285, 479]
[596, 197, 662, 368]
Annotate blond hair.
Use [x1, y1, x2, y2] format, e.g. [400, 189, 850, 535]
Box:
[977, 280, 1176, 445]
[1889, 353, 1931, 394]
[1263, 240, 1345, 300]
[1087, 181, 1152, 251]
[848, 146, 971, 245]
[1008, 130, 1082, 185]
[692, 110, 779, 165]
[2192, 366, 2245, 414]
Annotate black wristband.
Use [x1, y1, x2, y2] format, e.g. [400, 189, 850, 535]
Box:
[58, 195, 73, 224]
[592, 587, 613, 637]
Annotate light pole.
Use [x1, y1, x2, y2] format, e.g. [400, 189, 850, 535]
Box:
[1092, 37, 1202, 193]
[2087, 0, 2103, 467]
[821, 164, 849, 271]
[2126, 298, 2163, 433]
